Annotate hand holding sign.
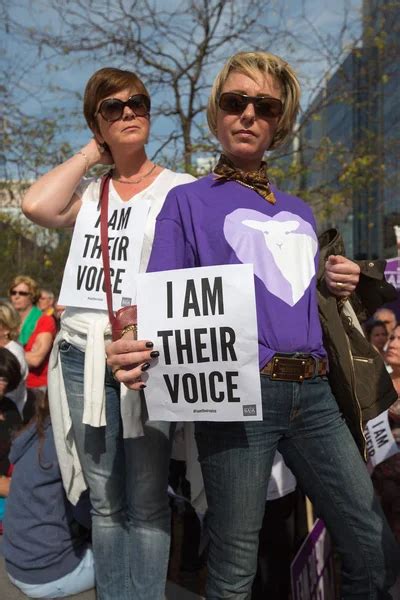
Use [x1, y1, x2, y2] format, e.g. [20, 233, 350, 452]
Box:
[137, 264, 262, 421]
[105, 337, 159, 390]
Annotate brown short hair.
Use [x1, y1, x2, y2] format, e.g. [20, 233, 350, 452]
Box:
[207, 51, 301, 150]
[9, 275, 40, 304]
[83, 67, 150, 135]
[0, 302, 21, 341]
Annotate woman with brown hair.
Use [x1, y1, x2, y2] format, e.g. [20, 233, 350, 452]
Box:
[365, 319, 389, 358]
[22, 67, 194, 599]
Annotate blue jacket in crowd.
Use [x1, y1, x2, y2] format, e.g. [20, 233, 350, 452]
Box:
[3, 418, 88, 584]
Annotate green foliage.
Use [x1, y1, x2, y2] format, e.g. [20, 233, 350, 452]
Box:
[0, 210, 71, 297]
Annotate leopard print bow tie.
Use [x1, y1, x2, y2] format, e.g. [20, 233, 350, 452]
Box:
[213, 154, 276, 204]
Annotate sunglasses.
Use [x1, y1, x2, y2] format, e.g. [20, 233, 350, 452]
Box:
[10, 290, 30, 297]
[218, 92, 283, 119]
[95, 94, 151, 122]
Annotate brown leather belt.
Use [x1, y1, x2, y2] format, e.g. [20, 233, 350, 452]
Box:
[261, 354, 328, 382]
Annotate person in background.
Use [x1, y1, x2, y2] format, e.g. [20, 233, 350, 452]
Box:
[9, 276, 56, 397]
[9, 276, 42, 346]
[371, 324, 400, 557]
[374, 307, 397, 337]
[365, 319, 389, 359]
[38, 289, 55, 316]
[3, 391, 94, 598]
[0, 347, 23, 530]
[387, 325, 400, 396]
[0, 302, 28, 419]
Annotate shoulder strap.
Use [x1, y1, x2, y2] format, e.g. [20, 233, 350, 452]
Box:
[99, 173, 115, 328]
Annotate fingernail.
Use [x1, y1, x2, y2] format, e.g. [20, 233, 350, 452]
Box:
[140, 383, 147, 389]
[145, 342, 154, 348]
[141, 362, 151, 371]
[150, 351, 159, 358]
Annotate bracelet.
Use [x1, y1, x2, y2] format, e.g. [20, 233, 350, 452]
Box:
[121, 324, 138, 338]
[76, 150, 90, 173]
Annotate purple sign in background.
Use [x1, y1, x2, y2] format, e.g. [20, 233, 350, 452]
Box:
[384, 257, 400, 320]
[291, 519, 336, 600]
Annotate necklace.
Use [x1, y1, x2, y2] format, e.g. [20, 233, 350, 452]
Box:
[113, 163, 157, 184]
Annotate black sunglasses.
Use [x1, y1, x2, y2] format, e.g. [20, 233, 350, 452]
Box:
[95, 94, 151, 122]
[218, 92, 283, 119]
[10, 290, 30, 297]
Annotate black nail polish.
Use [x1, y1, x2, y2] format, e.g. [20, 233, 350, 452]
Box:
[145, 341, 154, 348]
[150, 351, 159, 358]
[141, 362, 151, 371]
[140, 383, 147, 389]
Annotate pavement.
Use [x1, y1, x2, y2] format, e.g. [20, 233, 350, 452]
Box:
[0, 511, 205, 599]
[0, 557, 204, 600]
[0, 538, 204, 600]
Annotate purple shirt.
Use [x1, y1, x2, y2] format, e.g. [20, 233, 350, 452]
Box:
[147, 174, 326, 368]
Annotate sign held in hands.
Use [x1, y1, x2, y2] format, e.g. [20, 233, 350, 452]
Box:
[137, 264, 262, 421]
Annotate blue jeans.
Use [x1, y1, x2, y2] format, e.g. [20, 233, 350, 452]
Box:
[60, 341, 174, 600]
[8, 547, 94, 598]
[195, 375, 400, 600]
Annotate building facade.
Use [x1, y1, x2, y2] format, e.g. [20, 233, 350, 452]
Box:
[297, 0, 399, 259]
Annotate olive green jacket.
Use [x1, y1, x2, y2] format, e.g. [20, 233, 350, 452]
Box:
[317, 229, 398, 456]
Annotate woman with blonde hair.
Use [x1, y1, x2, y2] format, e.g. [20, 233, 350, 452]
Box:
[110, 50, 400, 598]
[8, 276, 41, 346]
[0, 302, 28, 417]
[8, 276, 56, 397]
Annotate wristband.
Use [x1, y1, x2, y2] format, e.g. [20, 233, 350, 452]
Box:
[76, 150, 90, 173]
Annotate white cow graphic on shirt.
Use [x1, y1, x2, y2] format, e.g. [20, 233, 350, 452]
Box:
[242, 218, 318, 306]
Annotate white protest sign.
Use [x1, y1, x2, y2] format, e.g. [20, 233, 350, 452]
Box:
[137, 264, 262, 421]
[59, 191, 149, 310]
[364, 410, 399, 470]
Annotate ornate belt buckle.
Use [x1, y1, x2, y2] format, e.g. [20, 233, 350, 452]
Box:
[271, 356, 310, 381]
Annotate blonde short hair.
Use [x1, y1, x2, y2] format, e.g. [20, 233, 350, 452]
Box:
[8, 275, 40, 305]
[207, 51, 301, 150]
[0, 302, 21, 341]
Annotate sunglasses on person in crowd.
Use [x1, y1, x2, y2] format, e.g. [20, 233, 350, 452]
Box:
[95, 94, 151, 122]
[218, 92, 283, 119]
[10, 290, 30, 297]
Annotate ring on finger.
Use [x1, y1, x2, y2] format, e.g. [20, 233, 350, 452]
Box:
[112, 367, 122, 379]
[335, 281, 344, 288]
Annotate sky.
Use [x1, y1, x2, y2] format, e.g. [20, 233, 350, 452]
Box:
[2, 0, 362, 174]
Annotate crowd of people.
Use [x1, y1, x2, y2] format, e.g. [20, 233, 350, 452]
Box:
[0, 49, 399, 600]
[0, 281, 59, 513]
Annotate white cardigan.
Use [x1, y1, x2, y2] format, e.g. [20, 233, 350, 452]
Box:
[48, 169, 196, 505]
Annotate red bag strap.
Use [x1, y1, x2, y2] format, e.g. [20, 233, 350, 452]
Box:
[99, 173, 115, 329]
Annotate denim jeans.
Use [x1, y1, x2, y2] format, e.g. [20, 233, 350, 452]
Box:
[8, 547, 95, 598]
[60, 341, 174, 600]
[195, 375, 400, 600]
